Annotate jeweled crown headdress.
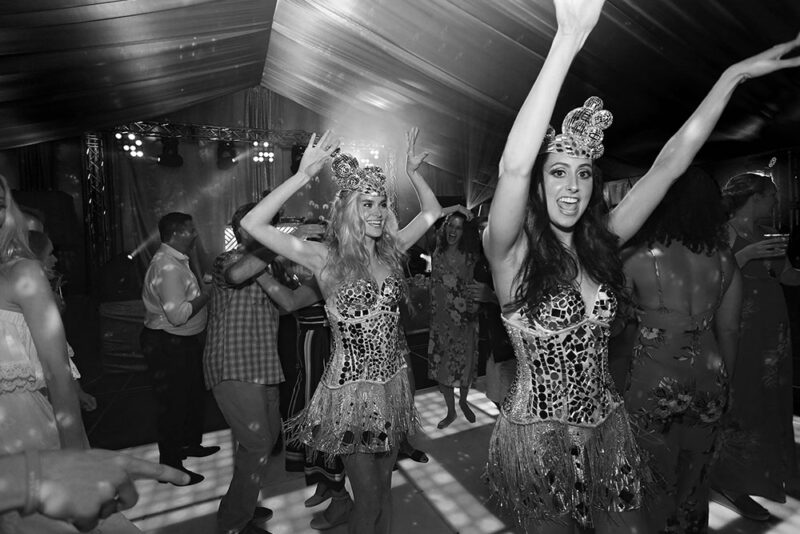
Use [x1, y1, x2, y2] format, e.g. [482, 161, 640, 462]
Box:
[542, 96, 613, 160]
[331, 152, 387, 196]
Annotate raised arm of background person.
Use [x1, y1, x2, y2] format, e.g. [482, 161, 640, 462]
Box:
[484, 0, 605, 307]
[12, 259, 86, 449]
[224, 248, 277, 285]
[714, 250, 743, 376]
[610, 34, 800, 245]
[256, 272, 322, 313]
[240, 131, 339, 274]
[0, 449, 189, 531]
[396, 127, 443, 251]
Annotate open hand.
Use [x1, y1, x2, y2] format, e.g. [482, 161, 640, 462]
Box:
[730, 32, 800, 81]
[405, 127, 430, 173]
[298, 130, 341, 178]
[37, 449, 189, 531]
[445, 204, 474, 221]
[554, 0, 605, 36]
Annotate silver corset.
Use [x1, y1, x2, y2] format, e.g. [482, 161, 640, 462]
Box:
[501, 284, 621, 426]
[324, 276, 406, 386]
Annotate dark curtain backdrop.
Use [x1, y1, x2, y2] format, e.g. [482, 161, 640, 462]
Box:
[115, 88, 328, 271]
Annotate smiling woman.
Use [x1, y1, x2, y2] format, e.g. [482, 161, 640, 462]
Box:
[239, 127, 444, 533]
[428, 210, 481, 429]
[481, 0, 800, 532]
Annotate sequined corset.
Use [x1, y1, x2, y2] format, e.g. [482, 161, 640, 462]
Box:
[502, 284, 620, 426]
[324, 275, 406, 386]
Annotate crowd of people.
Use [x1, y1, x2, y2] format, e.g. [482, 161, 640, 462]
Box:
[2, 1, 800, 533]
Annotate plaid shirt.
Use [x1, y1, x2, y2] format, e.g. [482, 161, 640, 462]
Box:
[203, 248, 283, 388]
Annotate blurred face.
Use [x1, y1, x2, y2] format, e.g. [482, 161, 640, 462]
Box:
[444, 216, 464, 247]
[753, 184, 777, 218]
[237, 225, 254, 247]
[174, 220, 198, 249]
[539, 152, 593, 233]
[358, 193, 388, 239]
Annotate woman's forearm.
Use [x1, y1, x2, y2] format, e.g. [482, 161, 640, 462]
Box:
[45, 362, 87, 448]
[406, 168, 442, 219]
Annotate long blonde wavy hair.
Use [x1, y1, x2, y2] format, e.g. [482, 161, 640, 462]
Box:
[322, 189, 405, 283]
[0, 174, 34, 264]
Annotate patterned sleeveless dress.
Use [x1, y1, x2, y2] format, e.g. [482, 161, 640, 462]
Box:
[711, 230, 797, 501]
[624, 248, 729, 533]
[286, 275, 418, 456]
[486, 285, 650, 528]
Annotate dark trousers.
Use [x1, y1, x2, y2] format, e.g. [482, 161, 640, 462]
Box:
[140, 327, 206, 466]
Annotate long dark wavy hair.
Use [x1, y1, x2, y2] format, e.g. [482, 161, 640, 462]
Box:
[513, 154, 625, 311]
[434, 212, 480, 259]
[629, 167, 728, 255]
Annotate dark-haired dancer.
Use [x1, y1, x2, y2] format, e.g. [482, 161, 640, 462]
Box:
[623, 169, 742, 533]
[482, 0, 800, 531]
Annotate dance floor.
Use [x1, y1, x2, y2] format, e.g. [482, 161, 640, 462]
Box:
[119, 379, 800, 534]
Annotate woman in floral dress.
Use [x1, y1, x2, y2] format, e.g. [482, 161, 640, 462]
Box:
[622, 170, 742, 533]
[428, 210, 480, 429]
[710, 172, 800, 521]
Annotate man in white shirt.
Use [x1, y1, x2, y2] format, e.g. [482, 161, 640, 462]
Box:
[140, 212, 215, 485]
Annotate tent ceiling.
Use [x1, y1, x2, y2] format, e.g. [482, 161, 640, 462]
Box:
[2, 0, 800, 177]
[0, 0, 275, 149]
[263, 0, 800, 174]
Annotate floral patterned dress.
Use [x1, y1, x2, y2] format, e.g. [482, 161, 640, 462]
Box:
[624, 248, 729, 534]
[427, 250, 478, 387]
[710, 231, 797, 502]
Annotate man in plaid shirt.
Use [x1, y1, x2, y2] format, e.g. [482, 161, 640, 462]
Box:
[204, 203, 319, 534]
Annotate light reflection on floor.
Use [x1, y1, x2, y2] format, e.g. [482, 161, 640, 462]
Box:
[121, 380, 800, 533]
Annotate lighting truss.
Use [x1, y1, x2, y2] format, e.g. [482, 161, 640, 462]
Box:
[113, 121, 311, 148]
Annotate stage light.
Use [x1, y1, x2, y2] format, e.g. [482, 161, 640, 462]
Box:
[118, 132, 144, 158]
[217, 141, 237, 170]
[157, 138, 183, 167]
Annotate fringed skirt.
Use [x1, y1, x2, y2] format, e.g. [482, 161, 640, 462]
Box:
[486, 404, 651, 528]
[286, 368, 418, 458]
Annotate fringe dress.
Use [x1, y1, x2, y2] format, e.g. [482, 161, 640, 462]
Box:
[486, 284, 651, 528]
[287, 275, 418, 456]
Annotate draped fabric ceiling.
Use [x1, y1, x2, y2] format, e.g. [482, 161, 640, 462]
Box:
[3, 0, 800, 180]
[263, 0, 800, 181]
[0, 0, 275, 148]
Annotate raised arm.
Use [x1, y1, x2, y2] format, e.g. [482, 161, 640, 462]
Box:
[224, 248, 276, 286]
[396, 127, 443, 251]
[611, 34, 800, 244]
[484, 0, 605, 293]
[13, 259, 86, 449]
[240, 131, 340, 273]
[256, 273, 322, 312]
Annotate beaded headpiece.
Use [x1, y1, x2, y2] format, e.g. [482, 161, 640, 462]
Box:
[541, 96, 613, 160]
[331, 152, 387, 196]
